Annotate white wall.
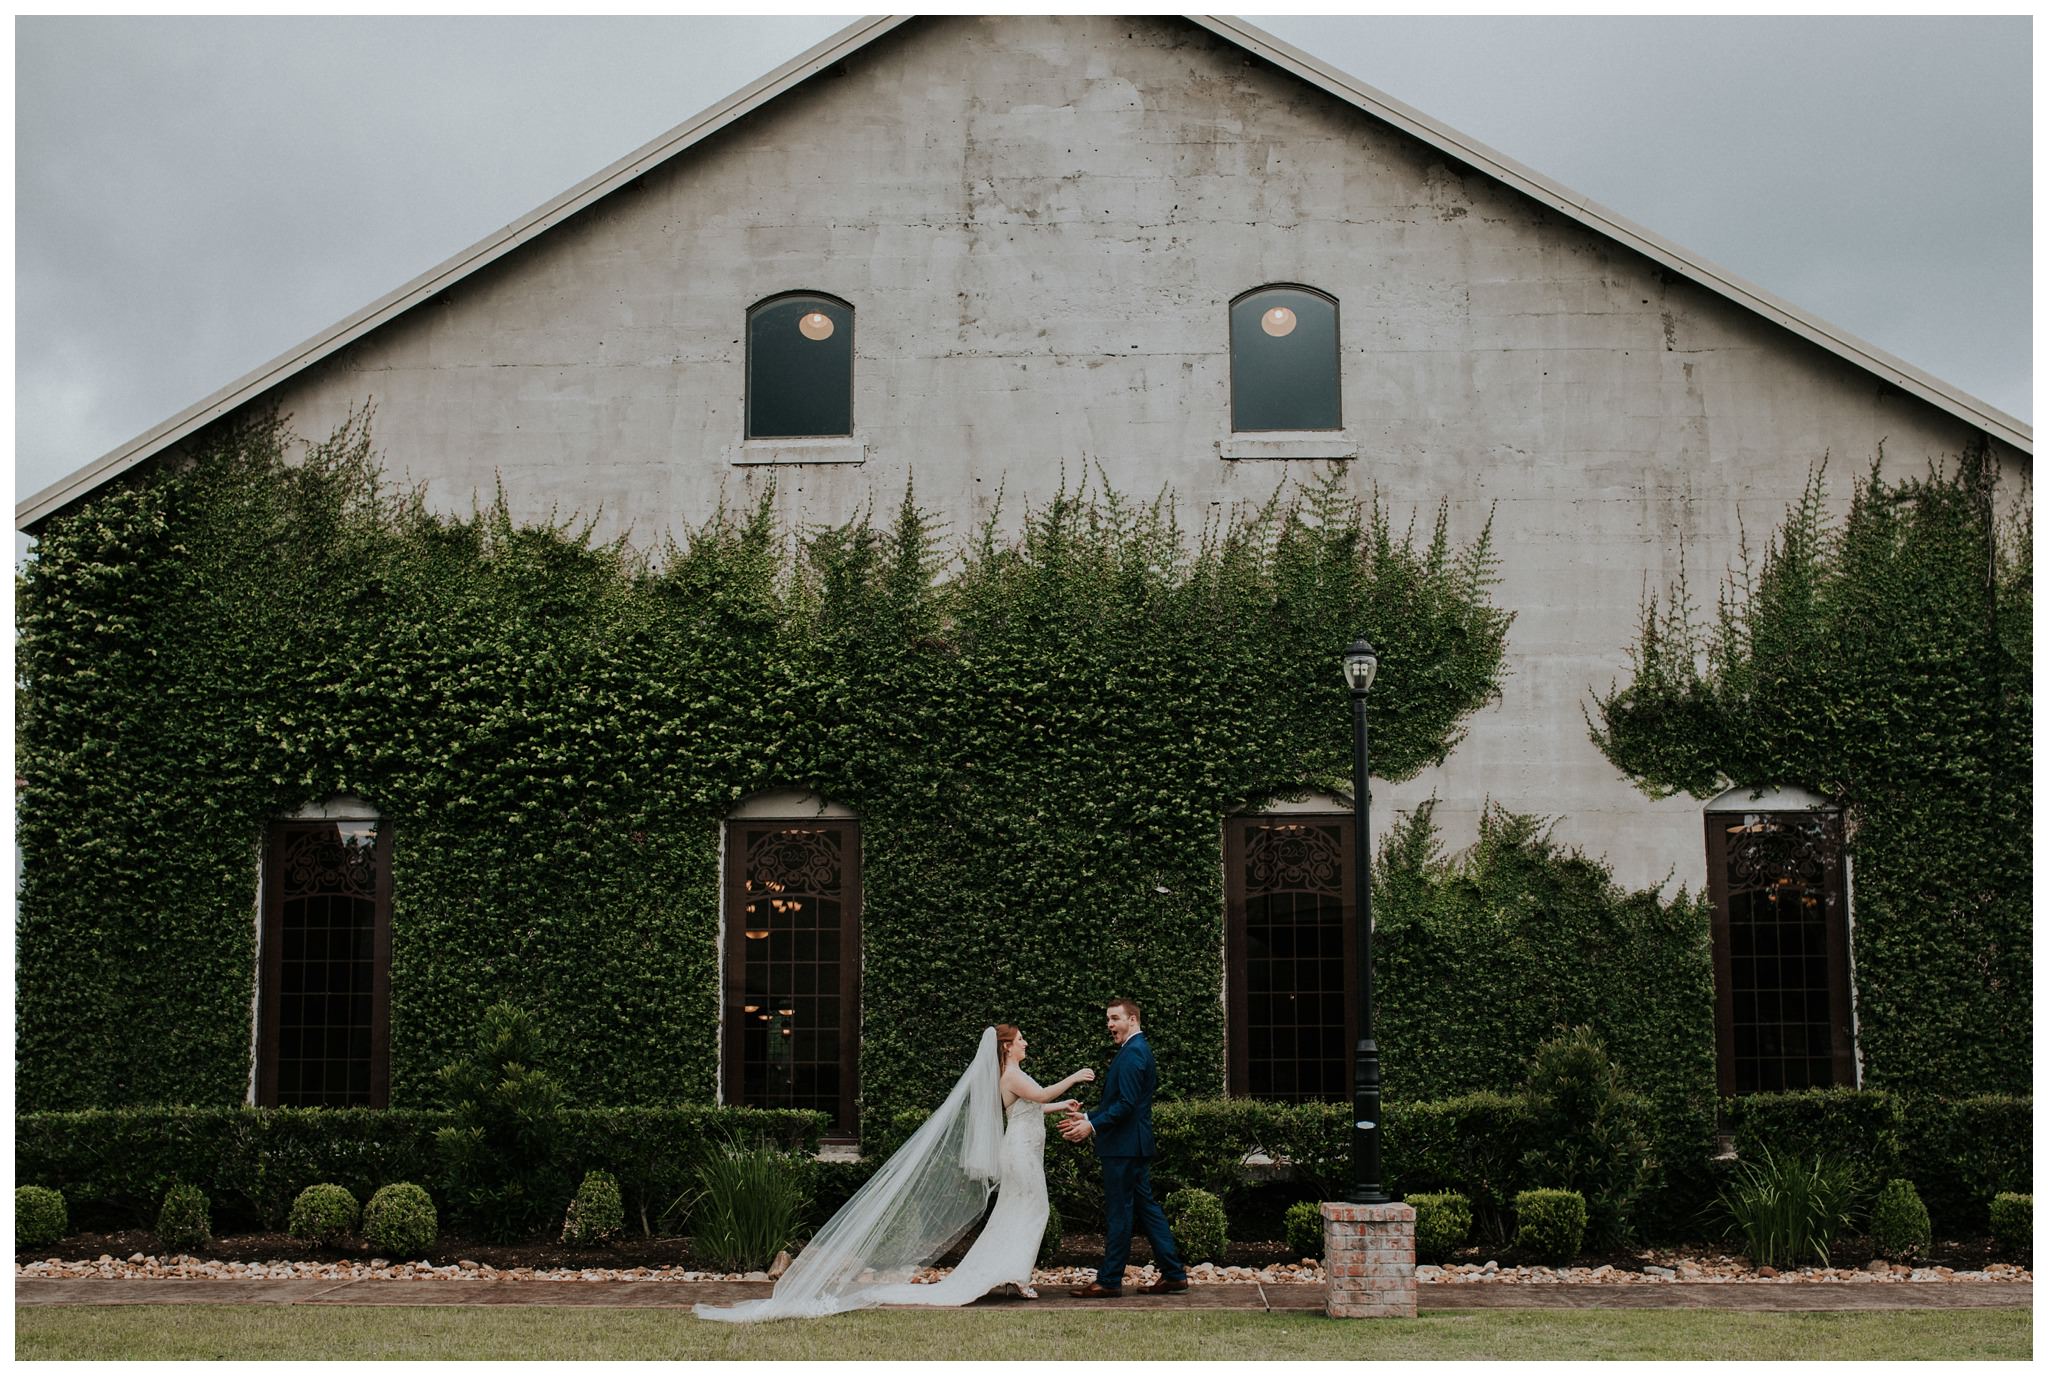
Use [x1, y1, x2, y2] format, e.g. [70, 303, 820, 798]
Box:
[252, 15, 2021, 891]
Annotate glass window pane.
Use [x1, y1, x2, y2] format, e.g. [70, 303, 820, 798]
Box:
[1231, 288, 1340, 431]
[748, 296, 853, 438]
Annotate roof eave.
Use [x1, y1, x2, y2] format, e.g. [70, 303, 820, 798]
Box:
[17, 12, 2030, 534]
[1191, 15, 2031, 455]
[15, 14, 911, 534]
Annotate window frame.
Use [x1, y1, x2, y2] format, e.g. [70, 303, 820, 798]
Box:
[1222, 812, 1359, 1101]
[1704, 807, 1856, 1097]
[1228, 284, 1343, 434]
[255, 818, 393, 1109]
[721, 817, 863, 1139]
[744, 290, 856, 441]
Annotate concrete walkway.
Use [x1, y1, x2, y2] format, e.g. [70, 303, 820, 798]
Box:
[15, 1277, 2032, 1314]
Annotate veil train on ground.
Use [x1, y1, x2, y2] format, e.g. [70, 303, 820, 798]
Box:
[692, 1026, 1004, 1322]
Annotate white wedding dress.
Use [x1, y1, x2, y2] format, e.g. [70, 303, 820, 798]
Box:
[694, 1028, 1044, 1322]
[868, 1085, 1049, 1305]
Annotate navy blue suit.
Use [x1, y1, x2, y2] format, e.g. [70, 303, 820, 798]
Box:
[1087, 1030, 1187, 1287]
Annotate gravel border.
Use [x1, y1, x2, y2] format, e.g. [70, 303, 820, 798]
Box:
[15, 1254, 2030, 1287]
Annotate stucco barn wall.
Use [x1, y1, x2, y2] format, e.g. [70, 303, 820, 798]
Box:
[253, 15, 2021, 890]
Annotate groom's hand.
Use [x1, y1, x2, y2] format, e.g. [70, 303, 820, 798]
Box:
[1058, 1114, 1094, 1143]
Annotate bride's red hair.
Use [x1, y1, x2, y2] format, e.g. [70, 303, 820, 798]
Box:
[995, 1024, 1022, 1065]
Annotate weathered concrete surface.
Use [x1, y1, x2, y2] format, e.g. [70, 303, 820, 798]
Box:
[17, 1277, 2031, 1313]
[235, 15, 2021, 889]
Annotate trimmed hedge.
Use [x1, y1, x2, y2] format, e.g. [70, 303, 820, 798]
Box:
[1409, 1191, 1473, 1263]
[16, 1105, 825, 1236]
[1989, 1193, 2029, 1257]
[1898, 1095, 2032, 1233]
[1373, 806, 1718, 1238]
[1162, 1188, 1228, 1265]
[16, 417, 1511, 1118]
[364, 1182, 438, 1257]
[156, 1183, 212, 1252]
[1512, 1188, 1586, 1264]
[1868, 1179, 1930, 1262]
[1283, 1200, 1323, 1259]
[286, 1184, 360, 1246]
[17, 1185, 69, 1248]
[562, 1170, 625, 1246]
[1726, 1089, 2031, 1234]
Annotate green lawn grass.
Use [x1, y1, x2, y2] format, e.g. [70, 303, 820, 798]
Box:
[13, 1304, 2032, 1361]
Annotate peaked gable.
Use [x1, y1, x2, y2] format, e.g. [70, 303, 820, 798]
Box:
[16, 13, 2027, 532]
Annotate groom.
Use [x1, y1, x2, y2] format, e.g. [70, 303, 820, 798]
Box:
[1058, 998, 1190, 1297]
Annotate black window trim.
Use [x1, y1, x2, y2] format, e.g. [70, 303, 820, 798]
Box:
[744, 289, 857, 441]
[1228, 282, 1343, 434]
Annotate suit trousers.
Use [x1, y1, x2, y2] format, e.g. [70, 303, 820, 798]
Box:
[1097, 1155, 1188, 1287]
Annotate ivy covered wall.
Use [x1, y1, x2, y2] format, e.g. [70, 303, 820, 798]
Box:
[1590, 448, 2031, 1099]
[18, 415, 1525, 1116]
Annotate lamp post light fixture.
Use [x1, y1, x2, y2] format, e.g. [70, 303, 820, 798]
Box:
[1342, 636, 1391, 1205]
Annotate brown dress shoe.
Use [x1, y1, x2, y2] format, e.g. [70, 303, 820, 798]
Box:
[1141, 1277, 1190, 1294]
[1069, 1282, 1124, 1298]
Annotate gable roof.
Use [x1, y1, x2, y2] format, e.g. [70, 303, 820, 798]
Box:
[18, 14, 2029, 533]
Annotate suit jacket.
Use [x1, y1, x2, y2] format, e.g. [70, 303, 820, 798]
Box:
[1087, 1030, 1158, 1158]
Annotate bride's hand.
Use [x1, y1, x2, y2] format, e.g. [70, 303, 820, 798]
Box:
[1074, 1068, 1096, 1083]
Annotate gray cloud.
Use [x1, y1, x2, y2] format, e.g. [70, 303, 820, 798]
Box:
[15, 15, 2031, 516]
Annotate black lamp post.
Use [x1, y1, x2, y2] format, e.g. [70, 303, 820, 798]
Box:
[1343, 637, 1391, 1205]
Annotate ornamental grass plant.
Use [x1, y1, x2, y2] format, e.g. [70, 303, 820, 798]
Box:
[677, 1142, 809, 1273]
[1711, 1147, 1863, 1269]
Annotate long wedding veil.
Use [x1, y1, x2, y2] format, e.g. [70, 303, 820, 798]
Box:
[693, 1026, 1004, 1322]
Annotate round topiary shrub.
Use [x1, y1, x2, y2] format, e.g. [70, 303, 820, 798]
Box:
[1989, 1193, 2031, 1258]
[1512, 1188, 1586, 1265]
[561, 1170, 625, 1246]
[1410, 1191, 1475, 1264]
[363, 1183, 439, 1258]
[1283, 1200, 1324, 1260]
[16, 1185, 69, 1248]
[1038, 1199, 1064, 1266]
[1162, 1187, 1228, 1266]
[1867, 1178, 1931, 1262]
[156, 1184, 212, 1253]
[287, 1183, 362, 1247]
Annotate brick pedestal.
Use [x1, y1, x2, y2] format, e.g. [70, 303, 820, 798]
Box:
[1320, 1201, 1416, 1319]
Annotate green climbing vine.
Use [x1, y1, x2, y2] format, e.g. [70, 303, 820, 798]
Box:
[16, 414, 1514, 1118]
[1589, 446, 2031, 1098]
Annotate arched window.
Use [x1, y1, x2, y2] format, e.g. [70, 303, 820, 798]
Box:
[1230, 285, 1340, 432]
[1223, 805, 1356, 1102]
[1704, 786, 1855, 1095]
[724, 791, 862, 1136]
[747, 292, 854, 439]
[257, 796, 391, 1108]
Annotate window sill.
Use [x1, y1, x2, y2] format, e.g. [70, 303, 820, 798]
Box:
[1218, 434, 1356, 462]
[729, 438, 866, 466]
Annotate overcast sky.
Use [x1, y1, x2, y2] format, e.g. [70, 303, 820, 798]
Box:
[14, 14, 2033, 520]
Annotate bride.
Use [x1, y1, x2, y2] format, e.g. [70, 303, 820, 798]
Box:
[693, 1025, 1092, 1321]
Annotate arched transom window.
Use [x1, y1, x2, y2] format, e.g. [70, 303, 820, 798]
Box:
[1229, 285, 1340, 432]
[747, 292, 854, 439]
